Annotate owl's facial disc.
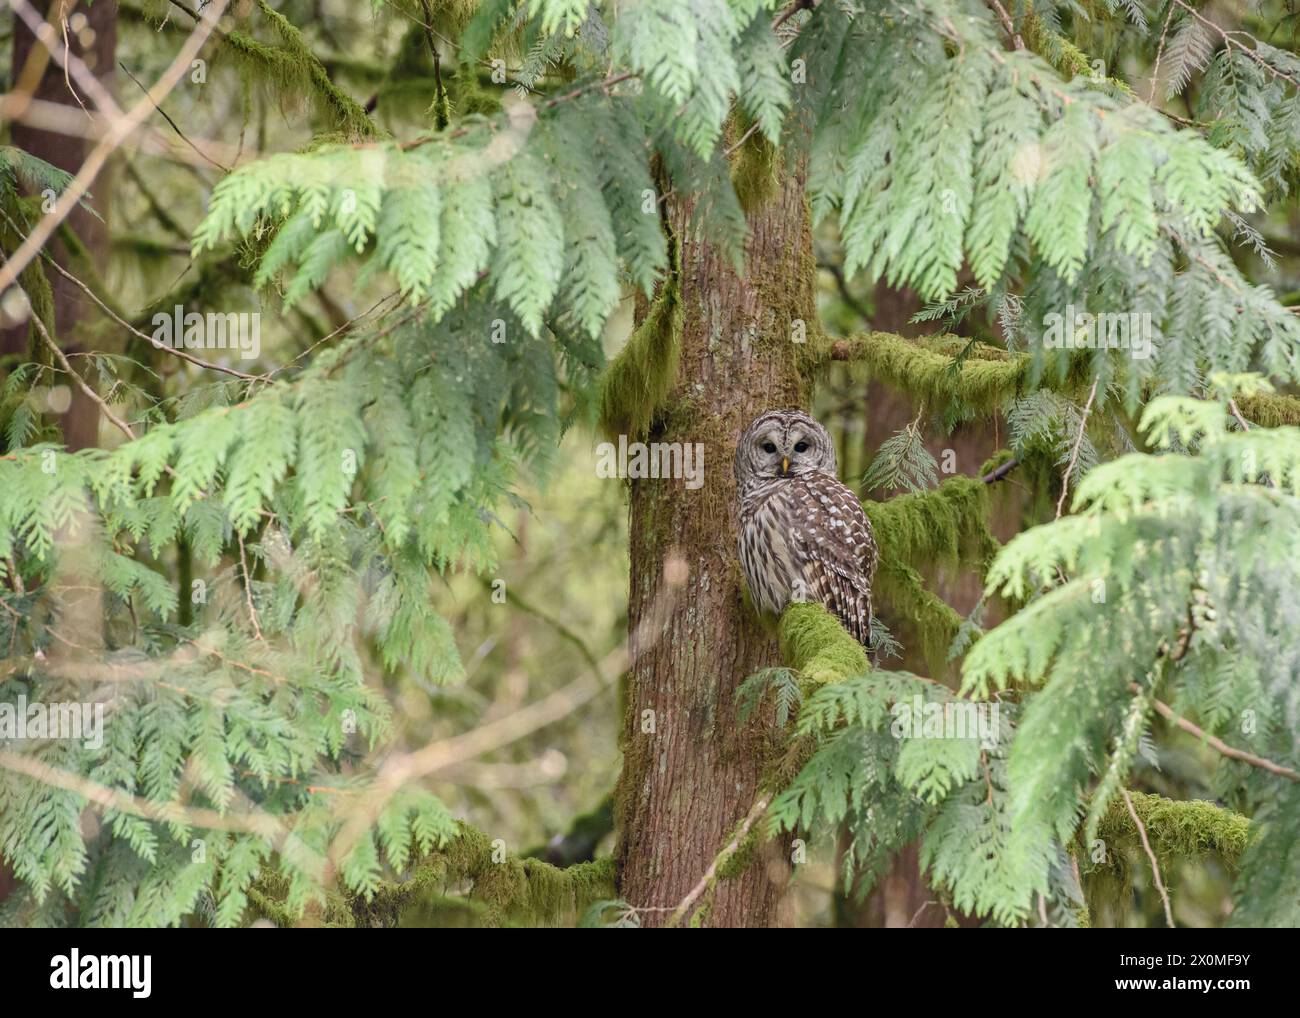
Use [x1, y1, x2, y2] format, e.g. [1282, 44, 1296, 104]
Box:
[735, 410, 838, 485]
[755, 426, 820, 478]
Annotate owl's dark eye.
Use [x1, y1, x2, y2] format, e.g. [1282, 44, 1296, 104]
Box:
[793, 441, 809, 453]
[761, 441, 777, 454]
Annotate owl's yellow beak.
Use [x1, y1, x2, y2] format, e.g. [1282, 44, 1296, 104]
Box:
[781, 457, 790, 476]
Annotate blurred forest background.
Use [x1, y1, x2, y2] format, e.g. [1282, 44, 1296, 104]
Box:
[2, 0, 1298, 927]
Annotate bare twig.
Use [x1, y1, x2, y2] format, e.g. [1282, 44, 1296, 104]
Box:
[1136, 686, 1300, 782]
[0, 207, 262, 381]
[265, 293, 403, 381]
[986, 0, 1024, 49]
[0, 94, 261, 169]
[237, 531, 264, 641]
[417, 0, 448, 129]
[666, 793, 771, 927]
[27, 302, 136, 441]
[7, 0, 118, 116]
[0, 748, 327, 880]
[118, 60, 231, 172]
[1172, 0, 1300, 90]
[1148, 3, 1177, 103]
[541, 71, 636, 110]
[1228, 398, 1252, 432]
[981, 456, 1021, 484]
[724, 120, 763, 157]
[327, 642, 628, 867]
[1056, 377, 1099, 519]
[773, 0, 814, 31]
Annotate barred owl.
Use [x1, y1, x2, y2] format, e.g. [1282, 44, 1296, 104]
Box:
[734, 410, 877, 647]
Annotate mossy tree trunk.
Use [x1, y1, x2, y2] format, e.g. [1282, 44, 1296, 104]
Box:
[614, 167, 816, 927]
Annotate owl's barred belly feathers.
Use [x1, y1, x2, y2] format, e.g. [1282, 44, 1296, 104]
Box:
[737, 472, 878, 647]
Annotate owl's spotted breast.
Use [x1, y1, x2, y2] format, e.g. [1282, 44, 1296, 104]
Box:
[737, 471, 877, 647]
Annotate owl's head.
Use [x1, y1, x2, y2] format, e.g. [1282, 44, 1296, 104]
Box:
[734, 410, 837, 487]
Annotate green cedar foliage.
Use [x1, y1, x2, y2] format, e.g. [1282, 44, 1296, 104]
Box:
[963, 377, 1300, 925]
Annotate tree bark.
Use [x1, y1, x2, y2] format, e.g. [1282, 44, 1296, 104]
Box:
[614, 168, 817, 927]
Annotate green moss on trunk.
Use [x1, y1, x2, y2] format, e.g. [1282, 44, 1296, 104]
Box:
[597, 252, 682, 441]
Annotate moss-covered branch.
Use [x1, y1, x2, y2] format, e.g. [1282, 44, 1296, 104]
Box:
[1234, 389, 1300, 428]
[523, 795, 614, 866]
[248, 822, 616, 928]
[1083, 789, 1251, 923]
[1019, 8, 1141, 103]
[1093, 790, 1249, 865]
[863, 475, 999, 573]
[821, 331, 1033, 415]
[867, 476, 999, 674]
[136, 0, 378, 139]
[778, 601, 870, 685]
[777, 478, 997, 680]
[874, 560, 968, 676]
[821, 328, 1300, 430]
[767, 607, 1257, 927]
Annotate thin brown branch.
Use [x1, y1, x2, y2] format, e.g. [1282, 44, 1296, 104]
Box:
[981, 456, 1021, 484]
[1173, 0, 1300, 90]
[326, 642, 628, 868]
[8, 0, 119, 116]
[1122, 787, 1175, 927]
[773, 0, 814, 31]
[0, 94, 261, 169]
[724, 120, 763, 157]
[666, 793, 771, 927]
[1149, 3, 1177, 103]
[118, 60, 231, 172]
[237, 531, 265, 642]
[27, 299, 137, 441]
[264, 293, 402, 381]
[1228, 398, 1252, 432]
[0, 748, 327, 879]
[542, 71, 637, 110]
[0, 209, 262, 382]
[417, 0, 448, 129]
[1138, 687, 1300, 782]
[986, 0, 1024, 49]
[1056, 377, 1099, 519]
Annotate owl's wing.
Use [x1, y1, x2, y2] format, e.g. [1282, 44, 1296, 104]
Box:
[786, 474, 878, 646]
